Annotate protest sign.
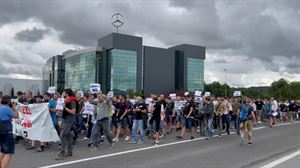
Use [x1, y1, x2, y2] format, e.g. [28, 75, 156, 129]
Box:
[145, 98, 153, 105]
[195, 91, 202, 97]
[169, 93, 176, 100]
[194, 96, 203, 103]
[233, 91, 242, 97]
[77, 91, 84, 97]
[13, 103, 60, 142]
[184, 92, 189, 96]
[83, 103, 95, 115]
[204, 92, 211, 97]
[55, 98, 64, 110]
[108, 91, 114, 98]
[90, 83, 101, 94]
[47, 87, 56, 94]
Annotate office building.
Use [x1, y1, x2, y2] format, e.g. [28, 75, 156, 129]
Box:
[43, 33, 205, 96]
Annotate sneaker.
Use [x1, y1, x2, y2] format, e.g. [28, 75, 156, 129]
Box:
[137, 140, 144, 144]
[112, 138, 119, 142]
[205, 137, 211, 140]
[124, 136, 131, 141]
[89, 146, 98, 152]
[218, 134, 222, 137]
[55, 151, 72, 160]
[129, 140, 137, 144]
[99, 139, 104, 145]
[248, 141, 253, 145]
[110, 141, 114, 148]
[176, 136, 183, 139]
[26, 146, 36, 150]
[240, 137, 245, 145]
[153, 141, 159, 146]
[190, 136, 194, 140]
[83, 137, 89, 140]
[36, 147, 45, 152]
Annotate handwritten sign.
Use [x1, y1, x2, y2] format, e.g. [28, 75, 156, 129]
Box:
[90, 83, 101, 94]
[83, 103, 95, 115]
[195, 91, 202, 97]
[169, 93, 176, 100]
[55, 98, 64, 110]
[47, 87, 56, 94]
[233, 91, 241, 97]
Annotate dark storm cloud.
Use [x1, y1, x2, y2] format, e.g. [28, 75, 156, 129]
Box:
[0, 0, 299, 83]
[14, 27, 49, 42]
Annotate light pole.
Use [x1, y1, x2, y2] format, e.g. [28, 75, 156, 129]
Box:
[25, 71, 29, 91]
[224, 68, 227, 98]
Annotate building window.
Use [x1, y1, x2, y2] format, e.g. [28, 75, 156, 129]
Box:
[187, 57, 204, 91]
[64, 51, 96, 92]
[109, 49, 137, 92]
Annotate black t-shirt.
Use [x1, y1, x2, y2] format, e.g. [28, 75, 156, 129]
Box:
[62, 101, 76, 121]
[255, 101, 264, 110]
[288, 103, 296, 111]
[279, 104, 287, 112]
[117, 102, 128, 118]
[165, 102, 174, 115]
[184, 100, 195, 117]
[133, 103, 146, 120]
[152, 102, 162, 119]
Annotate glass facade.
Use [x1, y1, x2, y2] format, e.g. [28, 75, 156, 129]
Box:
[187, 57, 204, 91]
[64, 51, 96, 92]
[109, 49, 137, 92]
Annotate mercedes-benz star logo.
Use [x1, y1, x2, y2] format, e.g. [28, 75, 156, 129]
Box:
[111, 13, 124, 33]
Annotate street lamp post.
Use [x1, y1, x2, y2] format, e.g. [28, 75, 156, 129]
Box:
[224, 69, 227, 98]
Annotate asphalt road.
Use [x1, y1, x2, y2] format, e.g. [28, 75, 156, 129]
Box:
[10, 122, 300, 168]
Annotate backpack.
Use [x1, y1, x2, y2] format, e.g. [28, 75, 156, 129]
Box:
[0, 120, 9, 136]
[239, 104, 249, 122]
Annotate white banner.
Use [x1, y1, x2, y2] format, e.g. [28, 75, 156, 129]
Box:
[13, 103, 60, 142]
[83, 103, 95, 115]
[145, 98, 153, 105]
[90, 83, 101, 94]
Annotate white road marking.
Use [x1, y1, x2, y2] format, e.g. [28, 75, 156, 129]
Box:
[260, 150, 300, 168]
[39, 122, 299, 168]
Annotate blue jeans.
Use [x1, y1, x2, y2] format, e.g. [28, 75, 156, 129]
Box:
[205, 115, 213, 137]
[132, 119, 144, 141]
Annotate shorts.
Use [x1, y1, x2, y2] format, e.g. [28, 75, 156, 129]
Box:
[116, 117, 129, 127]
[150, 117, 161, 133]
[240, 120, 253, 132]
[257, 110, 263, 117]
[0, 133, 15, 155]
[183, 117, 194, 129]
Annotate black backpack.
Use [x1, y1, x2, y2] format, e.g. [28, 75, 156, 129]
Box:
[0, 120, 9, 136]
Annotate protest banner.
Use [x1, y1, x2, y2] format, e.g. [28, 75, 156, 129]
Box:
[233, 91, 242, 97]
[194, 96, 203, 103]
[169, 93, 176, 100]
[83, 102, 95, 115]
[90, 83, 101, 94]
[47, 87, 56, 94]
[13, 103, 60, 142]
[55, 98, 64, 110]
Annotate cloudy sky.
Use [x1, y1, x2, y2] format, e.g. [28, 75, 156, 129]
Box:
[0, 0, 299, 87]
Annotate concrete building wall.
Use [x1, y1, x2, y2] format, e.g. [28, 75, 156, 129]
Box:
[143, 46, 175, 96]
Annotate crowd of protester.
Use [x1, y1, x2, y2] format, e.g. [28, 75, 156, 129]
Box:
[0, 89, 300, 165]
